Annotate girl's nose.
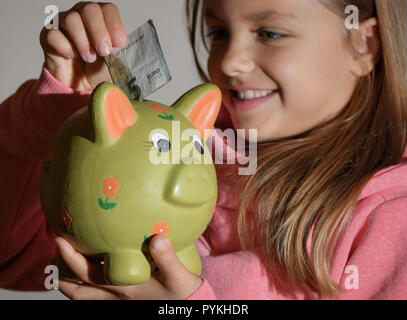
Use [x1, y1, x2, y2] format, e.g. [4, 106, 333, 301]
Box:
[221, 40, 256, 77]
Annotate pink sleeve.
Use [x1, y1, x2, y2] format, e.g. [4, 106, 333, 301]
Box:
[336, 197, 407, 299]
[186, 230, 313, 300]
[188, 196, 407, 300]
[185, 234, 217, 300]
[186, 278, 217, 300]
[0, 68, 91, 290]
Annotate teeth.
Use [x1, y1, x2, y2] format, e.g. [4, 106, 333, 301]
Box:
[237, 90, 273, 100]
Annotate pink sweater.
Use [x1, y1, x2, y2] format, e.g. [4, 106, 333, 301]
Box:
[1, 68, 407, 299]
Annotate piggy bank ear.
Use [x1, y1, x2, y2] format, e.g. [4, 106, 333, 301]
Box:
[89, 82, 137, 145]
[173, 83, 221, 140]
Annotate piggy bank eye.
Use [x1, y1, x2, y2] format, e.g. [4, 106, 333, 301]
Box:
[193, 135, 204, 155]
[151, 133, 171, 153]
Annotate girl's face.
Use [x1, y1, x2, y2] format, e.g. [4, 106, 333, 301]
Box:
[206, 0, 359, 141]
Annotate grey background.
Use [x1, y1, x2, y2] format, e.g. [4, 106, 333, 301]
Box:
[0, 0, 201, 300]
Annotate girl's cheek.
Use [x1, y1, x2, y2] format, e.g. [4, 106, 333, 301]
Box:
[259, 49, 302, 97]
[207, 54, 222, 83]
[272, 45, 323, 88]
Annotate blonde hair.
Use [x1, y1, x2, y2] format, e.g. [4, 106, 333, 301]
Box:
[186, 0, 407, 297]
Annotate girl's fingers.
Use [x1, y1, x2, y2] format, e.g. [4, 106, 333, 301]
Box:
[41, 2, 126, 63]
[149, 235, 203, 298]
[60, 10, 97, 63]
[55, 237, 106, 285]
[55, 236, 184, 300]
[40, 27, 78, 59]
[101, 3, 127, 48]
[55, 237, 142, 296]
[79, 3, 112, 57]
[59, 279, 118, 300]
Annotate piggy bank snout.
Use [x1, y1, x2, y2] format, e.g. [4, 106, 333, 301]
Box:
[164, 163, 216, 207]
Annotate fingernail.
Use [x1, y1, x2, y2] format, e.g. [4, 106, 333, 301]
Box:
[98, 40, 112, 56]
[112, 33, 126, 48]
[86, 51, 97, 63]
[153, 235, 168, 252]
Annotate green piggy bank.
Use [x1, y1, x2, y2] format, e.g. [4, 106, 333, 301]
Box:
[40, 82, 221, 286]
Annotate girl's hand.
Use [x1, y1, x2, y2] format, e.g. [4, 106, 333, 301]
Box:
[54, 236, 203, 300]
[40, 2, 128, 91]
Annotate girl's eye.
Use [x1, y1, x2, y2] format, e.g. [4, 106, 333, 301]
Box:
[258, 30, 285, 40]
[206, 29, 229, 40]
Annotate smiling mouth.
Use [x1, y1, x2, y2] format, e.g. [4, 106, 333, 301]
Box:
[230, 89, 277, 100]
[226, 88, 279, 112]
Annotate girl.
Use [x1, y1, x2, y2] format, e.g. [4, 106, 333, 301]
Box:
[0, 0, 406, 299]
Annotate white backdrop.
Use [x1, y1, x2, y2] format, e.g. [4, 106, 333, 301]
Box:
[0, 0, 202, 300]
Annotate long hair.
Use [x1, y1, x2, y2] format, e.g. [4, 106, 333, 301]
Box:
[186, 0, 407, 297]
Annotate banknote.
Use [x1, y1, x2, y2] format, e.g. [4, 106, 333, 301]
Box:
[105, 20, 172, 101]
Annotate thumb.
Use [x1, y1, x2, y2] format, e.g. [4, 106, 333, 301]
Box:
[149, 235, 189, 285]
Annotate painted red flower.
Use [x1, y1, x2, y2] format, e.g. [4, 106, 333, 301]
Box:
[102, 177, 121, 197]
[59, 208, 72, 231]
[152, 222, 170, 235]
[149, 104, 167, 113]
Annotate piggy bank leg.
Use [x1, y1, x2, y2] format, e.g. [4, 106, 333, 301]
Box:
[104, 250, 150, 286]
[175, 244, 202, 276]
